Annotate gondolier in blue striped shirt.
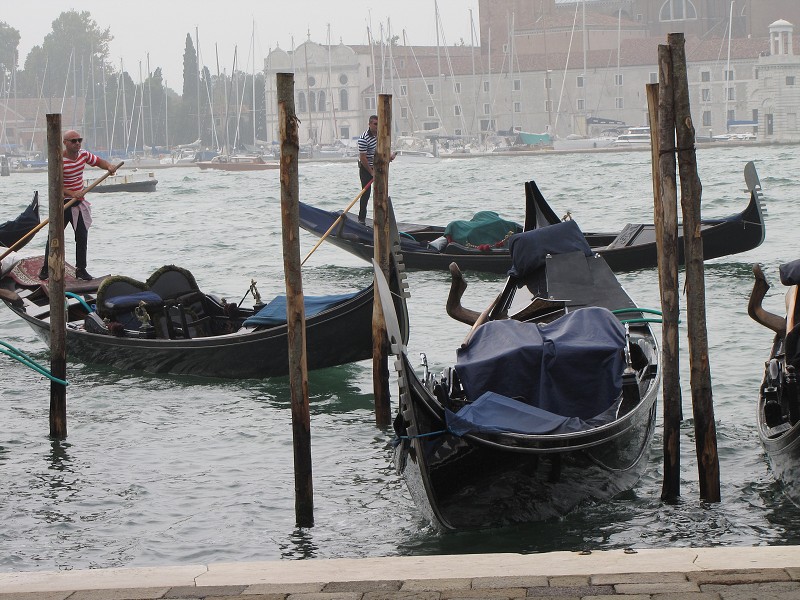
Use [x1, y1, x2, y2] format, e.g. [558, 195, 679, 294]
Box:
[356, 115, 395, 225]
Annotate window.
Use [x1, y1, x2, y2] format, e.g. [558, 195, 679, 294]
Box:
[513, 79, 521, 91]
[545, 100, 553, 112]
[659, 0, 697, 21]
[454, 82, 461, 94]
[400, 106, 408, 118]
[454, 105, 462, 116]
[366, 66, 371, 78]
[701, 88, 711, 102]
[400, 85, 407, 96]
[787, 76, 796, 86]
[724, 70, 734, 81]
[339, 74, 348, 85]
[455, 128, 463, 136]
[423, 121, 440, 131]
[577, 98, 585, 111]
[702, 110, 711, 126]
[615, 73, 624, 86]
[340, 126, 350, 139]
[427, 105, 436, 117]
[544, 76, 552, 89]
[480, 119, 495, 131]
[307, 76, 316, 87]
[752, 109, 759, 123]
[310, 93, 317, 112]
[615, 97, 624, 109]
[483, 80, 490, 92]
[364, 96, 375, 110]
[502, 43, 509, 54]
[727, 109, 735, 123]
[318, 91, 326, 112]
[649, 72, 658, 84]
[427, 83, 434, 94]
[339, 89, 349, 111]
[513, 101, 521, 113]
[483, 103, 491, 115]
[701, 70, 711, 82]
[727, 86, 735, 101]
[298, 91, 307, 113]
[577, 75, 584, 88]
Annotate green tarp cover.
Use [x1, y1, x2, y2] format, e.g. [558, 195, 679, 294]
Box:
[444, 211, 521, 247]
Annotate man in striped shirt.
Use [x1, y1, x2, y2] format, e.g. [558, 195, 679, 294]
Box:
[356, 115, 396, 225]
[39, 130, 118, 281]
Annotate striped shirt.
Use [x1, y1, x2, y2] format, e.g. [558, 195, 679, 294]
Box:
[357, 128, 377, 167]
[63, 149, 101, 193]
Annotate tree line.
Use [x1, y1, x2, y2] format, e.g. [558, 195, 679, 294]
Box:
[0, 10, 266, 152]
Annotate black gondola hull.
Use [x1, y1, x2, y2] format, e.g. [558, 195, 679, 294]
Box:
[299, 162, 765, 274]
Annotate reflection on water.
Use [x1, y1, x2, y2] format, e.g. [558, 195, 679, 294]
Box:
[1, 144, 799, 571]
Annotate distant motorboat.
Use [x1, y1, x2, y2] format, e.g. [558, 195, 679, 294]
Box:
[553, 134, 617, 151]
[196, 155, 279, 171]
[393, 149, 441, 163]
[85, 170, 158, 193]
[613, 127, 652, 147]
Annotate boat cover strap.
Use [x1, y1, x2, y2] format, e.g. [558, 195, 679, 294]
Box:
[455, 306, 625, 420]
[445, 391, 619, 436]
[243, 290, 362, 327]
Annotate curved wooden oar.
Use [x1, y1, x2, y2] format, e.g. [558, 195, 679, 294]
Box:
[301, 179, 373, 266]
[0, 162, 123, 261]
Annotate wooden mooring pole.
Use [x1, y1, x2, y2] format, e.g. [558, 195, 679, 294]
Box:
[372, 94, 393, 427]
[46, 114, 67, 440]
[277, 72, 314, 526]
[649, 50, 682, 502]
[669, 32, 720, 502]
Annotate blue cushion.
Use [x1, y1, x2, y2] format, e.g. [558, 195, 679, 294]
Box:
[104, 291, 162, 310]
[243, 291, 361, 327]
[507, 220, 593, 278]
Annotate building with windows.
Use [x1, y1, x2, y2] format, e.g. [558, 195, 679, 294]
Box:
[263, 2, 799, 147]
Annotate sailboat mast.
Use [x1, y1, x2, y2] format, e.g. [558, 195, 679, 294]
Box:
[725, 0, 734, 133]
[196, 27, 201, 142]
[251, 22, 256, 148]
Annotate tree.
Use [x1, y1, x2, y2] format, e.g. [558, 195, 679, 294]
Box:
[0, 21, 20, 75]
[178, 33, 200, 143]
[24, 11, 113, 98]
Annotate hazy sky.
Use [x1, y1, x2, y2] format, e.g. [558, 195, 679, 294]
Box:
[3, 1, 481, 87]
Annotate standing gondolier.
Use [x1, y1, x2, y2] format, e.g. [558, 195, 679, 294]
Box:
[356, 115, 395, 225]
[38, 130, 117, 281]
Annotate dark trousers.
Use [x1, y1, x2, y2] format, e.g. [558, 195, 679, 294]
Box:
[358, 163, 373, 222]
[43, 207, 88, 270]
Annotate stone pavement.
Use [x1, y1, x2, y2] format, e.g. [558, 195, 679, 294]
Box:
[2, 546, 800, 599]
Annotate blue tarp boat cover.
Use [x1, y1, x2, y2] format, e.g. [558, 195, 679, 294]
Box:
[507, 219, 593, 278]
[780, 259, 800, 286]
[454, 307, 625, 420]
[445, 390, 620, 436]
[243, 290, 362, 327]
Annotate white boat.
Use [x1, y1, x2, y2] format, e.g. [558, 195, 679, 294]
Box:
[393, 149, 441, 163]
[613, 127, 652, 147]
[85, 170, 158, 193]
[553, 134, 617, 151]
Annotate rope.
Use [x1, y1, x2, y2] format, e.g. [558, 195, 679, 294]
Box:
[0, 340, 69, 386]
[394, 429, 447, 443]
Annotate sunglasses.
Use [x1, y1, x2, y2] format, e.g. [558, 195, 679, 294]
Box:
[66, 138, 83, 143]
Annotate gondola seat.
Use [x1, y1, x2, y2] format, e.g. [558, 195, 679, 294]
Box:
[96, 276, 163, 331]
[146, 265, 211, 339]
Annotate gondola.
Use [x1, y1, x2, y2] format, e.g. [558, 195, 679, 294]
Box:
[748, 259, 800, 503]
[0, 192, 40, 249]
[300, 161, 765, 274]
[0, 251, 410, 379]
[374, 218, 661, 530]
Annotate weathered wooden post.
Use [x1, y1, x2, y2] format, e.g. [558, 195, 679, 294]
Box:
[46, 114, 67, 439]
[669, 32, 720, 502]
[277, 72, 314, 526]
[650, 49, 682, 502]
[372, 94, 393, 427]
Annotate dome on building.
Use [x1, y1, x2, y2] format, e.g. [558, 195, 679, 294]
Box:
[769, 19, 794, 29]
[266, 47, 292, 70]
